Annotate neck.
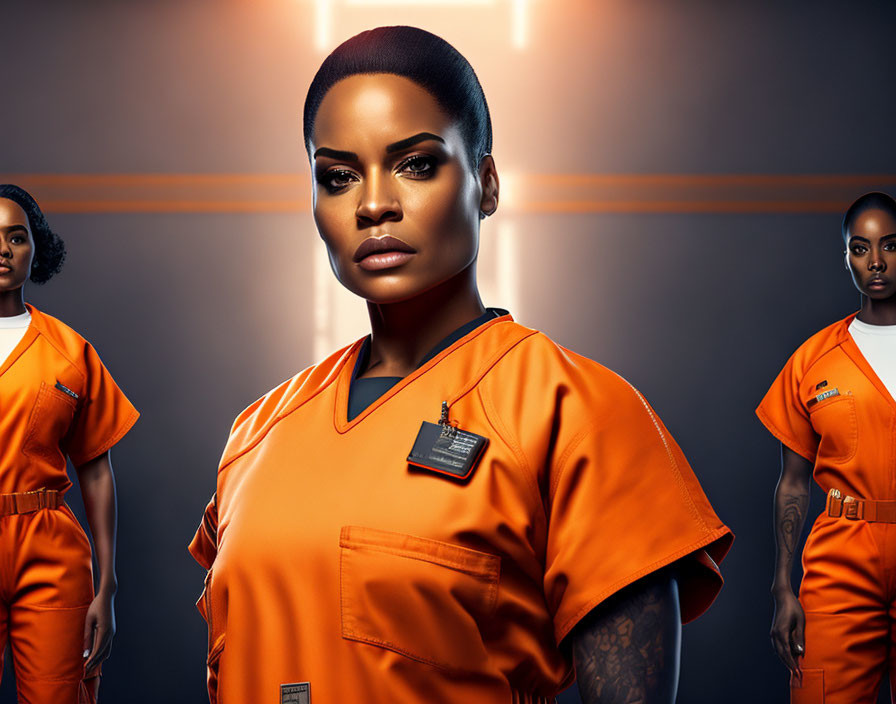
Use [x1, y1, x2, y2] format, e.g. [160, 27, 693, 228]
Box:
[856, 295, 896, 326]
[0, 288, 27, 318]
[362, 264, 485, 378]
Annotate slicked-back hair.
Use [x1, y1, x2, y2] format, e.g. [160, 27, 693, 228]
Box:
[0, 184, 66, 284]
[303, 26, 492, 170]
[842, 192, 896, 241]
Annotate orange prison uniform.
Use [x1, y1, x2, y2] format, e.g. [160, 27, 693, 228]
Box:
[0, 304, 138, 703]
[190, 313, 732, 704]
[757, 313, 896, 704]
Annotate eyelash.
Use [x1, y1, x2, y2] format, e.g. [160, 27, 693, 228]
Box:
[851, 243, 896, 254]
[319, 155, 438, 194]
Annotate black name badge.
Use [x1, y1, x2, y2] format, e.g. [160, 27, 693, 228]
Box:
[407, 421, 489, 481]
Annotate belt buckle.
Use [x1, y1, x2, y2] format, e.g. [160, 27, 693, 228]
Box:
[828, 488, 843, 517]
[844, 496, 863, 520]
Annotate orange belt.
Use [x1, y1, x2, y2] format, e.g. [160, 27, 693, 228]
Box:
[0, 488, 63, 517]
[827, 488, 896, 523]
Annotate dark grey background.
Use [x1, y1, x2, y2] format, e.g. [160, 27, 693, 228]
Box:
[2, 1, 895, 702]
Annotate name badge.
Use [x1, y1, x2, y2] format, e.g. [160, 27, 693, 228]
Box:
[407, 402, 488, 481]
[807, 387, 840, 407]
[281, 682, 310, 704]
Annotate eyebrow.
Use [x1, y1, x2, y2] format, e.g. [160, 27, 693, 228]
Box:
[0, 225, 28, 234]
[313, 132, 445, 162]
[850, 233, 896, 243]
[385, 132, 444, 153]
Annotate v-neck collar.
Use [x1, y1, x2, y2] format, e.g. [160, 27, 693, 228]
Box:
[0, 303, 41, 380]
[837, 311, 896, 412]
[334, 310, 515, 433]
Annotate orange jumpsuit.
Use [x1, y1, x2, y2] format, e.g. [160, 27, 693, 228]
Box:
[190, 313, 732, 704]
[758, 312, 896, 704]
[0, 304, 138, 704]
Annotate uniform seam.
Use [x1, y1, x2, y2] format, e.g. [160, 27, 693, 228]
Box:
[27, 315, 88, 386]
[446, 329, 540, 407]
[477, 384, 544, 515]
[554, 526, 730, 643]
[625, 382, 706, 529]
[339, 542, 500, 581]
[219, 347, 358, 472]
[755, 405, 818, 462]
[71, 407, 140, 467]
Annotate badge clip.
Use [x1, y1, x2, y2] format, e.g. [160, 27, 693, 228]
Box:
[407, 401, 489, 481]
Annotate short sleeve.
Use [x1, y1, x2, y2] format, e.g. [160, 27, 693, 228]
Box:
[543, 383, 733, 644]
[755, 351, 818, 462]
[66, 342, 139, 467]
[189, 493, 219, 570]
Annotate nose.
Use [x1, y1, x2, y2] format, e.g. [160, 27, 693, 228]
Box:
[0, 239, 11, 259]
[355, 169, 401, 226]
[869, 248, 886, 272]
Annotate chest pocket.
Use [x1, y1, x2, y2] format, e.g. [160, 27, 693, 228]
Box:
[808, 393, 858, 464]
[339, 525, 500, 675]
[22, 381, 79, 465]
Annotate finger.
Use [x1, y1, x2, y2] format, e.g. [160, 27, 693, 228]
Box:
[83, 624, 102, 674]
[789, 621, 804, 680]
[774, 634, 798, 677]
[86, 624, 114, 672]
[82, 613, 96, 656]
[81, 614, 96, 659]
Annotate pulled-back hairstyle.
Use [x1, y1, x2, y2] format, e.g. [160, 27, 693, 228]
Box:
[842, 191, 896, 241]
[303, 26, 492, 169]
[0, 184, 65, 284]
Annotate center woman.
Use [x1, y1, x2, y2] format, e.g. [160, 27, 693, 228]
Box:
[190, 26, 732, 704]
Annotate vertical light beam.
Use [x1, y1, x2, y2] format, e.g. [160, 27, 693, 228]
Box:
[315, 0, 332, 51]
[511, 0, 530, 49]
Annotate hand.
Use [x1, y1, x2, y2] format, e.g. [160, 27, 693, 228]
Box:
[83, 591, 116, 676]
[771, 587, 805, 681]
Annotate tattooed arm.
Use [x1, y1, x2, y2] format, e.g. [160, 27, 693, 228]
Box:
[770, 444, 813, 679]
[572, 567, 680, 704]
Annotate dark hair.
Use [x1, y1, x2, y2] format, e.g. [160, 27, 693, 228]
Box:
[842, 191, 896, 241]
[0, 184, 66, 284]
[303, 26, 492, 169]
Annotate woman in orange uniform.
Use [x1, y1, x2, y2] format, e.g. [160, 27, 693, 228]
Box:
[190, 27, 731, 704]
[0, 184, 139, 703]
[759, 191, 896, 703]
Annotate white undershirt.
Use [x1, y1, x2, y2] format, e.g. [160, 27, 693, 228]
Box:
[0, 310, 32, 367]
[849, 317, 896, 403]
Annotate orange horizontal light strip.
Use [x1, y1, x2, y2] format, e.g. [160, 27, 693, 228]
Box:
[2, 172, 894, 214]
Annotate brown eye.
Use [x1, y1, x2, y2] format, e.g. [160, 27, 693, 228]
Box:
[321, 169, 358, 194]
[398, 155, 436, 179]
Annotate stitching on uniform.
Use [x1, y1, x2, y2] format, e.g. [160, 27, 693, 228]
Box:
[339, 541, 500, 581]
[549, 422, 598, 501]
[25, 313, 87, 385]
[806, 394, 858, 464]
[755, 405, 818, 463]
[554, 526, 730, 644]
[219, 344, 359, 472]
[71, 407, 139, 467]
[447, 329, 539, 407]
[625, 381, 706, 529]
[337, 317, 518, 431]
[476, 383, 544, 519]
[21, 381, 78, 463]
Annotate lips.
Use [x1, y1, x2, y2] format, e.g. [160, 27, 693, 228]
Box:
[353, 235, 416, 263]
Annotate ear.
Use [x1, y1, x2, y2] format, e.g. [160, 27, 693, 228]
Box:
[478, 155, 499, 218]
[843, 247, 850, 271]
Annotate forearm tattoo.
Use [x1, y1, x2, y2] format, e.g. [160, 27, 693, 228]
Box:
[778, 493, 808, 562]
[573, 572, 678, 704]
